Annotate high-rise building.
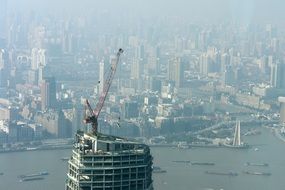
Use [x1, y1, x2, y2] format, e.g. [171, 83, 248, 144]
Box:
[29, 26, 46, 49]
[131, 57, 144, 80]
[62, 32, 74, 54]
[122, 101, 139, 119]
[198, 31, 208, 50]
[66, 132, 153, 190]
[278, 97, 285, 123]
[0, 49, 8, 87]
[149, 77, 162, 93]
[0, 49, 4, 87]
[146, 47, 159, 75]
[72, 104, 85, 135]
[220, 53, 230, 73]
[199, 53, 210, 75]
[270, 62, 285, 89]
[31, 48, 47, 85]
[35, 110, 72, 138]
[31, 48, 46, 70]
[168, 56, 185, 88]
[0, 0, 7, 47]
[41, 77, 57, 110]
[130, 45, 146, 91]
[221, 65, 235, 86]
[199, 48, 220, 76]
[131, 44, 145, 80]
[0, 49, 4, 69]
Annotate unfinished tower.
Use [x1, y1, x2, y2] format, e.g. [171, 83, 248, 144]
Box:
[65, 132, 153, 190]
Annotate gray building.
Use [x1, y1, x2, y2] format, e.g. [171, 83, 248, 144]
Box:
[66, 132, 153, 190]
[168, 56, 186, 88]
[35, 110, 72, 138]
[221, 65, 235, 86]
[278, 97, 285, 123]
[41, 77, 57, 110]
[122, 101, 139, 119]
[270, 63, 285, 89]
[0, 0, 7, 47]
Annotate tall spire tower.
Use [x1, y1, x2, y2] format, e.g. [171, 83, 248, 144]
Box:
[233, 120, 241, 146]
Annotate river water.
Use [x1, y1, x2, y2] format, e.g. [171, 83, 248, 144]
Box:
[0, 128, 285, 190]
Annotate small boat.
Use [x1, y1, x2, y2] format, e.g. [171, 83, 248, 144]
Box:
[172, 161, 215, 166]
[18, 171, 49, 179]
[190, 162, 215, 166]
[19, 177, 45, 182]
[172, 160, 191, 163]
[245, 162, 269, 167]
[26, 147, 38, 151]
[152, 166, 167, 173]
[177, 142, 189, 149]
[61, 157, 69, 161]
[243, 171, 271, 176]
[205, 171, 238, 176]
[223, 143, 250, 149]
[244, 130, 261, 136]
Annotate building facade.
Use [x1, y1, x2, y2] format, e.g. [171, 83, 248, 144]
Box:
[278, 97, 285, 123]
[41, 77, 57, 110]
[271, 63, 285, 89]
[66, 132, 153, 190]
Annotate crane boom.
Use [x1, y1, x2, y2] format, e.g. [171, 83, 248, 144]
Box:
[94, 48, 123, 117]
[83, 48, 123, 134]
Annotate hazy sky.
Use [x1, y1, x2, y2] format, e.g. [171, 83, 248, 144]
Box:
[5, 0, 285, 24]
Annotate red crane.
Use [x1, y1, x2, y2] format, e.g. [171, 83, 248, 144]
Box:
[84, 48, 124, 135]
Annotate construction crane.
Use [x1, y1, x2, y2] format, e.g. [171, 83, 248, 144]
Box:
[84, 48, 124, 135]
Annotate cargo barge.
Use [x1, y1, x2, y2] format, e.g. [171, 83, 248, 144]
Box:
[205, 171, 238, 176]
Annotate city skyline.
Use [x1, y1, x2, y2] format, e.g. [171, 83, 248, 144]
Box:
[1, 1, 285, 190]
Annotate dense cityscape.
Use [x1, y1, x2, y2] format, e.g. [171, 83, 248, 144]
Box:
[1, 0, 285, 190]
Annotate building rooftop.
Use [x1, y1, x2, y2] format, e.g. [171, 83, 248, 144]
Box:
[278, 97, 285, 103]
[73, 131, 149, 156]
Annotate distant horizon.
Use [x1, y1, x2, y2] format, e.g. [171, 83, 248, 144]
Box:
[4, 0, 285, 25]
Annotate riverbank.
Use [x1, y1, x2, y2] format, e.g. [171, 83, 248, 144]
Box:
[0, 144, 73, 154]
[272, 127, 285, 143]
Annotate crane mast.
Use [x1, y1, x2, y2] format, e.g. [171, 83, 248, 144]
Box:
[84, 48, 124, 135]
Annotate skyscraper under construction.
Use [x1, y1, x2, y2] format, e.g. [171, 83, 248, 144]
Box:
[65, 132, 153, 190]
[65, 49, 153, 190]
